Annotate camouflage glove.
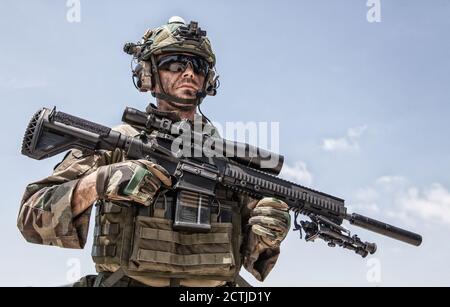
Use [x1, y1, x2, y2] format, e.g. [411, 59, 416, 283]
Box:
[249, 198, 291, 247]
[95, 160, 172, 206]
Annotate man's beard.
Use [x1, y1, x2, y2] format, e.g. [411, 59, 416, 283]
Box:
[161, 78, 201, 109]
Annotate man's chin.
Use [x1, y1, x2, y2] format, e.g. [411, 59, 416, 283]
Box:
[177, 88, 199, 97]
[172, 91, 198, 102]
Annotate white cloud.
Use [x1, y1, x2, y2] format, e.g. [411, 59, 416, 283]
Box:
[353, 176, 450, 227]
[348, 125, 368, 139]
[321, 125, 367, 152]
[398, 183, 450, 225]
[279, 161, 313, 185]
[376, 175, 407, 187]
[322, 137, 354, 152]
[384, 208, 417, 227]
[375, 176, 408, 193]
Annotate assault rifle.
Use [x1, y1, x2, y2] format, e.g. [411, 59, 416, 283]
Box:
[21, 107, 422, 257]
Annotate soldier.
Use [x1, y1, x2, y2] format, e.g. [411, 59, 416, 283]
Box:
[17, 17, 291, 287]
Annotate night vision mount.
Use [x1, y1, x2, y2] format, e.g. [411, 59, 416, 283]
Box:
[175, 21, 207, 41]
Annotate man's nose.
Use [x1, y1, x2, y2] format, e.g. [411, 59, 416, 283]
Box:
[182, 61, 195, 78]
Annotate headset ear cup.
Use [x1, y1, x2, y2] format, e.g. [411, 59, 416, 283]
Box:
[134, 61, 153, 92]
[205, 69, 219, 96]
[206, 84, 217, 96]
[132, 63, 142, 90]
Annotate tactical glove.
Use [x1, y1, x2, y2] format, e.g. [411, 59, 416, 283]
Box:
[95, 160, 172, 206]
[249, 198, 291, 247]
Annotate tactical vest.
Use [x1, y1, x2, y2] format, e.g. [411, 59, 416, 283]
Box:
[90, 122, 245, 284]
[92, 187, 244, 283]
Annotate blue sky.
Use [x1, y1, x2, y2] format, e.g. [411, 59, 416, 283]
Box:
[1, 0, 449, 286]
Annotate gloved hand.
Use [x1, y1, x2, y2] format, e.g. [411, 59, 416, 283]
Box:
[95, 160, 172, 206]
[249, 198, 291, 247]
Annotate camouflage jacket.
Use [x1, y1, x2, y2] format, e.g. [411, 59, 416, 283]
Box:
[17, 123, 281, 284]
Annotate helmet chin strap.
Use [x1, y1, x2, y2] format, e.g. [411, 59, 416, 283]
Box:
[150, 54, 207, 111]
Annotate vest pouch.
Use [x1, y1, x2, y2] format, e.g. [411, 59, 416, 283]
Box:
[92, 200, 136, 269]
[128, 215, 237, 279]
[173, 190, 212, 232]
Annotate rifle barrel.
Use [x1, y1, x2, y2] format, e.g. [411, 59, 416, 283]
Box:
[347, 213, 422, 246]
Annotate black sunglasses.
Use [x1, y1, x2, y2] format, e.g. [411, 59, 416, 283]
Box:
[157, 54, 209, 76]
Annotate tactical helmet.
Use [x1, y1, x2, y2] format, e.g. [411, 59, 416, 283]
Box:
[124, 17, 219, 110]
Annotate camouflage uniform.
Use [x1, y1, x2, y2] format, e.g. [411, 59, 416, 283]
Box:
[17, 119, 282, 287]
